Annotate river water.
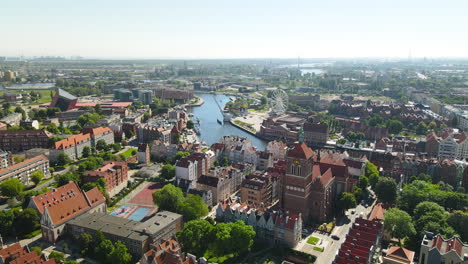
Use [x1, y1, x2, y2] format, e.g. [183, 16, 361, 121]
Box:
[190, 93, 267, 150]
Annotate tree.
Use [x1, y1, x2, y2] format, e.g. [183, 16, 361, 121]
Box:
[416, 173, 432, 183]
[142, 112, 151, 123]
[96, 139, 107, 151]
[177, 219, 214, 257]
[374, 177, 397, 204]
[153, 184, 184, 212]
[337, 192, 357, 214]
[82, 146, 91, 158]
[14, 106, 26, 120]
[358, 175, 369, 190]
[387, 120, 403, 134]
[109, 241, 132, 264]
[365, 162, 380, 189]
[221, 157, 229, 166]
[56, 172, 79, 187]
[187, 120, 195, 129]
[30, 170, 44, 185]
[14, 208, 40, 236]
[174, 151, 190, 161]
[112, 143, 121, 152]
[96, 239, 115, 263]
[260, 96, 268, 105]
[428, 121, 437, 130]
[178, 194, 209, 221]
[416, 121, 428, 135]
[447, 210, 468, 242]
[46, 123, 60, 134]
[384, 208, 416, 245]
[160, 164, 176, 180]
[2, 102, 11, 110]
[0, 178, 24, 198]
[31, 246, 42, 256]
[0, 210, 15, 236]
[213, 160, 219, 167]
[56, 152, 72, 166]
[48, 251, 65, 263]
[78, 233, 93, 255]
[413, 201, 445, 220]
[223, 221, 256, 255]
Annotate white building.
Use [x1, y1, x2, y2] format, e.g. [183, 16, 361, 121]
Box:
[439, 135, 458, 159]
[266, 140, 287, 160]
[175, 158, 199, 182]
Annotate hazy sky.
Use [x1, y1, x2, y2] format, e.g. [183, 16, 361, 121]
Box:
[1, 0, 467, 59]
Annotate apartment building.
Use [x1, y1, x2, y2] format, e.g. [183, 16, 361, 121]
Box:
[0, 155, 50, 184]
[0, 130, 52, 152]
[83, 161, 128, 197]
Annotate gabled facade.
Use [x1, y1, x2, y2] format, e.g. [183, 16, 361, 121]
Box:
[28, 182, 106, 243]
[216, 198, 302, 248]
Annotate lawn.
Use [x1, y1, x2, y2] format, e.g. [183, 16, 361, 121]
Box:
[313, 247, 324, 252]
[120, 148, 137, 158]
[234, 120, 256, 132]
[0, 90, 53, 105]
[307, 236, 320, 245]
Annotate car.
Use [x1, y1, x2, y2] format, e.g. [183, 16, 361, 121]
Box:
[364, 204, 369, 208]
[331, 235, 340, 240]
[351, 210, 356, 214]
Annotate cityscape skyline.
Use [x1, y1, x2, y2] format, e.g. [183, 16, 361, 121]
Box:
[1, 0, 467, 59]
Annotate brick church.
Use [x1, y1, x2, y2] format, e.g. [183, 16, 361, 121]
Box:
[279, 142, 363, 223]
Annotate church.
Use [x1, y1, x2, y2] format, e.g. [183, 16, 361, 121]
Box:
[279, 142, 337, 223]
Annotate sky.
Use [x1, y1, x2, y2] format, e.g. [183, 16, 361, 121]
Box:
[1, 0, 467, 59]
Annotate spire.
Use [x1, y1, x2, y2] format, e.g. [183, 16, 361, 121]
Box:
[298, 126, 304, 143]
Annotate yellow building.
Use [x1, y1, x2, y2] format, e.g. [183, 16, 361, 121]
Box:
[3, 71, 15, 81]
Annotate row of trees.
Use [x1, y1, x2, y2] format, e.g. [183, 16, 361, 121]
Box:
[78, 231, 132, 264]
[0, 208, 40, 237]
[152, 184, 209, 222]
[177, 219, 256, 262]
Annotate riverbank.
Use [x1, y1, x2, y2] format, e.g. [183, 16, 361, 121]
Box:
[190, 93, 267, 150]
[186, 96, 204, 107]
[229, 119, 258, 136]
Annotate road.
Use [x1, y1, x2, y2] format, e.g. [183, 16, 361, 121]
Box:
[296, 200, 375, 264]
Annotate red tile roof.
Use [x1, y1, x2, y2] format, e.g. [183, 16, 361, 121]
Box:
[0, 155, 48, 181]
[386, 246, 415, 263]
[31, 182, 105, 226]
[368, 203, 386, 221]
[31, 182, 81, 215]
[53, 133, 91, 149]
[288, 143, 313, 160]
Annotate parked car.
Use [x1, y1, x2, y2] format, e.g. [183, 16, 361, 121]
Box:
[331, 235, 340, 240]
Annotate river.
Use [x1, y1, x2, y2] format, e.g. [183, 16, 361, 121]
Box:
[190, 93, 267, 150]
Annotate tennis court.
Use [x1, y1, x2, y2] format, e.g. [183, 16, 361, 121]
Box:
[128, 207, 152, 221]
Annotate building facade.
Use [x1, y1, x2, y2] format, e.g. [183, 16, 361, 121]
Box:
[216, 198, 302, 248]
[28, 182, 107, 243]
[279, 143, 335, 223]
[419, 233, 468, 264]
[0, 130, 51, 152]
[67, 211, 183, 257]
[0, 155, 50, 184]
[83, 161, 128, 197]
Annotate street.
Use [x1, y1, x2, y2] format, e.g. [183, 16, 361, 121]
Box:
[296, 201, 375, 264]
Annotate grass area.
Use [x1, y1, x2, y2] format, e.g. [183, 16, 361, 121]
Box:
[313, 247, 324, 252]
[0, 89, 53, 105]
[120, 148, 137, 158]
[317, 222, 335, 233]
[234, 120, 256, 132]
[23, 229, 41, 239]
[36, 177, 54, 186]
[307, 236, 320, 245]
